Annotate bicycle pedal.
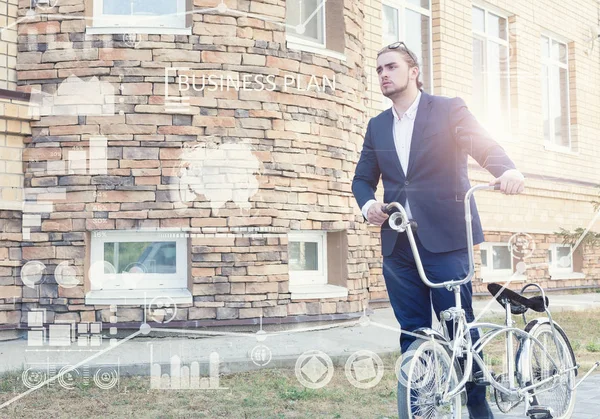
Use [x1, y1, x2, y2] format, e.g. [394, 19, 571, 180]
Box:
[526, 406, 553, 419]
[472, 371, 491, 386]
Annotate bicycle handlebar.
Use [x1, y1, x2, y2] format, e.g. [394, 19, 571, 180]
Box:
[384, 183, 501, 289]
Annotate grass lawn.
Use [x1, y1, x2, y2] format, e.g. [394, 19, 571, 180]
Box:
[1, 310, 599, 418]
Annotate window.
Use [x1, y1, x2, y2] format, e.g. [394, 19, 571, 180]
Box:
[87, 231, 191, 304]
[472, 5, 510, 135]
[381, 0, 432, 101]
[288, 231, 327, 286]
[479, 242, 524, 282]
[285, 0, 346, 60]
[287, 231, 348, 300]
[89, 0, 190, 35]
[541, 35, 571, 149]
[548, 244, 573, 275]
[286, 0, 325, 46]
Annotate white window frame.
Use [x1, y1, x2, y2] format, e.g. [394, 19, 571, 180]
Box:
[479, 242, 524, 282]
[548, 243, 574, 275]
[541, 34, 572, 152]
[87, 230, 189, 304]
[380, 0, 433, 110]
[88, 0, 190, 35]
[471, 4, 511, 133]
[288, 230, 327, 287]
[285, 0, 347, 61]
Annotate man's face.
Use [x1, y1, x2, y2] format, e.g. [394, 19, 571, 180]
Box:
[376, 51, 416, 97]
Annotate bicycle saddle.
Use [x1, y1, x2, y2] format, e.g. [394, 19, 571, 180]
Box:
[487, 283, 549, 314]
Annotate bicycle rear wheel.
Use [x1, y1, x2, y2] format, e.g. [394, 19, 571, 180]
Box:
[527, 321, 576, 419]
[397, 338, 462, 418]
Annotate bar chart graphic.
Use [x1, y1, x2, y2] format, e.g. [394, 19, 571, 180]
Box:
[150, 347, 227, 390]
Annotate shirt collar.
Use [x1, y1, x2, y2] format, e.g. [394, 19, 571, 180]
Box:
[391, 90, 422, 122]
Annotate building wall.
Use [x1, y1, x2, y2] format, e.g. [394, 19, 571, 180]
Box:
[12, 0, 374, 326]
[0, 0, 32, 330]
[0, 0, 17, 90]
[363, 0, 600, 296]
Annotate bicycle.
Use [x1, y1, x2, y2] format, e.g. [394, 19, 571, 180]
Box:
[383, 184, 599, 419]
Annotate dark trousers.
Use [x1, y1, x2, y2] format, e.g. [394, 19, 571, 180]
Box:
[382, 231, 486, 411]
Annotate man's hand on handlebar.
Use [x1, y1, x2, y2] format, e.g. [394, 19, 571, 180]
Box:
[489, 169, 525, 195]
[367, 202, 389, 226]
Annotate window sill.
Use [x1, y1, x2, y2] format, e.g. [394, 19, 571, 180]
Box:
[549, 272, 585, 281]
[86, 27, 192, 35]
[543, 143, 579, 155]
[481, 274, 527, 283]
[289, 284, 348, 300]
[285, 36, 346, 61]
[85, 289, 193, 305]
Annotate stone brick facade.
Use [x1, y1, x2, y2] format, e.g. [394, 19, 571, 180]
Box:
[3, 0, 373, 329]
[0, 0, 598, 332]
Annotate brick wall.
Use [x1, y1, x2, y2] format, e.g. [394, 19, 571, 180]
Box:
[363, 0, 600, 297]
[9, 0, 373, 327]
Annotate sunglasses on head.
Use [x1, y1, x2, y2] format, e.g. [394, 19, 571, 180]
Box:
[379, 41, 419, 64]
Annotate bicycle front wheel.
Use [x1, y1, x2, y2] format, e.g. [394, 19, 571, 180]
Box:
[527, 321, 576, 419]
[397, 338, 462, 419]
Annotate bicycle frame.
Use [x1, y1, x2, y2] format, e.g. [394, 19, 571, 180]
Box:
[387, 184, 584, 413]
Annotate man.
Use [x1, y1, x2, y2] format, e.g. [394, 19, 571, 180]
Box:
[352, 42, 525, 418]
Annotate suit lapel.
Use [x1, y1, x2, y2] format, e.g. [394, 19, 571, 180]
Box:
[405, 92, 433, 178]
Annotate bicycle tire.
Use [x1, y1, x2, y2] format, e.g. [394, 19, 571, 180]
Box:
[397, 338, 462, 418]
[526, 321, 576, 419]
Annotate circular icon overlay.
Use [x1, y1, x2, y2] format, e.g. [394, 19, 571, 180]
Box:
[250, 345, 272, 367]
[22, 369, 46, 389]
[344, 350, 385, 389]
[35, 0, 60, 11]
[55, 261, 80, 288]
[21, 261, 46, 288]
[508, 232, 536, 260]
[123, 33, 141, 48]
[94, 367, 119, 390]
[88, 261, 116, 289]
[295, 350, 334, 389]
[57, 366, 80, 390]
[147, 296, 177, 324]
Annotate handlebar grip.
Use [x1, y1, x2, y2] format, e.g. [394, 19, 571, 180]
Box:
[493, 183, 501, 190]
[382, 204, 395, 215]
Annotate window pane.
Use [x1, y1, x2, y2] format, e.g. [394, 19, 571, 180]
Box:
[549, 65, 569, 147]
[542, 64, 550, 142]
[541, 36, 549, 58]
[472, 7, 485, 32]
[487, 13, 507, 40]
[103, 0, 178, 16]
[551, 40, 567, 63]
[486, 42, 509, 124]
[492, 246, 511, 270]
[548, 249, 552, 264]
[407, 0, 429, 9]
[480, 249, 488, 267]
[382, 5, 399, 46]
[286, 0, 323, 43]
[104, 242, 177, 274]
[405, 9, 431, 92]
[472, 37, 486, 115]
[556, 246, 572, 268]
[289, 241, 319, 271]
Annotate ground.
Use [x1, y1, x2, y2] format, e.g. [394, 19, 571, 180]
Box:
[0, 310, 599, 418]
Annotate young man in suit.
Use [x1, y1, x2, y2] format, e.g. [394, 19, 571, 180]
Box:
[352, 42, 525, 418]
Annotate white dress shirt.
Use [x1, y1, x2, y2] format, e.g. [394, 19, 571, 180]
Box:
[362, 91, 422, 222]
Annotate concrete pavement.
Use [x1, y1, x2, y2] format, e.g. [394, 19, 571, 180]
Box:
[0, 292, 599, 417]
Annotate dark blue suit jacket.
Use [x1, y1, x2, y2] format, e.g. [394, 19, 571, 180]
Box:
[352, 92, 517, 256]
